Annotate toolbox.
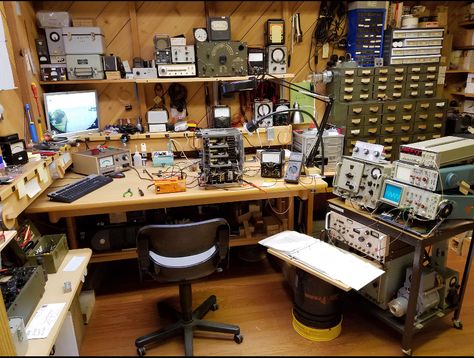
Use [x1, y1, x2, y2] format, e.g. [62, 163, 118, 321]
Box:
[26, 234, 69, 274]
[14, 219, 69, 274]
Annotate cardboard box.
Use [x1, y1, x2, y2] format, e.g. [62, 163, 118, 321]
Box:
[453, 29, 474, 48]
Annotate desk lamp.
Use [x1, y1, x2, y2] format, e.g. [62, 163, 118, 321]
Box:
[244, 74, 334, 177]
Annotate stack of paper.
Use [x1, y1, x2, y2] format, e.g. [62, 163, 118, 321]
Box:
[259, 231, 385, 290]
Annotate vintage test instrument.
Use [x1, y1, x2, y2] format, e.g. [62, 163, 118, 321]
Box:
[261, 149, 285, 179]
[195, 41, 248, 77]
[333, 155, 394, 210]
[207, 16, 231, 41]
[198, 128, 244, 187]
[265, 19, 285, 46]
[248, 47, 265, 75]
[266, 45, 287, 75]
[254, 99, 273, 127]
[72, 147, 131, 176]
[212, 105, 231, 128]
[399, 136, 474, 169]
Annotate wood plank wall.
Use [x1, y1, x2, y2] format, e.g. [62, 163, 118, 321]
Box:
[27, 1, 337, 131]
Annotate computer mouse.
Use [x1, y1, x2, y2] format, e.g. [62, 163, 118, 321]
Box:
[110, 172, 125, 178]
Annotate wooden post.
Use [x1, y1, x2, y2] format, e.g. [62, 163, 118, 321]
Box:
[0, 295, 15, 356]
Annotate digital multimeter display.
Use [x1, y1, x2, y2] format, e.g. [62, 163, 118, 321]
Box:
[383, 183, 403, 205]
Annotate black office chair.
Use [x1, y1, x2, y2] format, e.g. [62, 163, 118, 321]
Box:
[135, 218, 243, 356]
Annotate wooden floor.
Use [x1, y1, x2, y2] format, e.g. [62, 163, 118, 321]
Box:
[79, 245, 474, 356]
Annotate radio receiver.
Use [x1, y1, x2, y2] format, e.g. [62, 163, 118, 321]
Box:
[72, 148, 131, 176]
[195, 41, 248, 77]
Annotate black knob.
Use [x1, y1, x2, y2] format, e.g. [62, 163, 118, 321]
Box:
[219, 55, 227, 64]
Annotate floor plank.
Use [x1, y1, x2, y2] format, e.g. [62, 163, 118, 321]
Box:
[79, 245, 473, 356]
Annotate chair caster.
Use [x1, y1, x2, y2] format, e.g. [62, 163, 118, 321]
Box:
[234, 334, 244, 344]
[210, 303, 219, 311]
[137, 346, 146, 356]
[453, 319, 463, 330]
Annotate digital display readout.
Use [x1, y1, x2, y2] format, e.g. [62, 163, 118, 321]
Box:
[383, 183, 403, 205]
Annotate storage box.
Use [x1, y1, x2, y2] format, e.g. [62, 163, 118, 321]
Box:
[40, 64, 67, 81]
[26, 234, 69, 274]
[62, 27, 106, 55]
[36, 11, 71, 28]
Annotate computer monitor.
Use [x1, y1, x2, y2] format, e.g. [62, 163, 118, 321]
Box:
[44, 90, 100, 140]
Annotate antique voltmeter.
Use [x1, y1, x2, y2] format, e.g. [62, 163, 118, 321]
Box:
[265, 19, 285, 46]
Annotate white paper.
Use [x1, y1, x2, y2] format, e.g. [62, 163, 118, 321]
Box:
[26, 302, 66, 339]
[292, 241, 384, 290]
[260, 230, 385, 290]
[25, 177, 41, 198]
[63, 256, 85, 272]
[259, 230, 317, 254]
[0, 15, 15, 90]
[16, 180, 26, 199]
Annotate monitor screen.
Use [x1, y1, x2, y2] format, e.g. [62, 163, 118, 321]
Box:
[44, 90, 100, 139]
[382, 182, 403, 206]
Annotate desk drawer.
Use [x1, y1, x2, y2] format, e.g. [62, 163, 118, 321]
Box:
[382, 113, 414, 124]
[380, 123, 412, 135]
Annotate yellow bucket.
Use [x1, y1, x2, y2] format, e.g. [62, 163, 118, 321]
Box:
[292, 311, 342, 342]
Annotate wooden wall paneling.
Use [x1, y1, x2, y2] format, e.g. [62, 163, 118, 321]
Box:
[2, 1, 44, 142]
[0, 2, 25, 138]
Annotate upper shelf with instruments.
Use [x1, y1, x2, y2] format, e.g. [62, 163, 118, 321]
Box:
[39, 73, 295, 85]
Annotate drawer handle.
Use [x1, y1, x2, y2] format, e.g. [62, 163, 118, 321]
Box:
[379, 69, 388, 74]
[387, 105, 396, 111]
[401, 126, 410, 132]
[384, 138, 394, 144]
[425, 82, 434, 88]
[344, 95, 353, 101]
[378, 77, 388, 83]
[394, 76, 404, 81]
[395, 68, 404, 73]
[368, 117, 378, 124]
[393, 93, 401, 98]
[421, 104, 429, 109]
[378, 85, 387, 90]
[351, 129, 361, 135]
[361, 70, 371, 75]
[369, 106, 379, 113]
[345, 70, 355, 76]
[368, 128, 378, 134]
[434, 113, 443, 118]
[400, 137, 410, 143]
[351, 119, 361, 125]
[412, 67, 421, 73]
[411, 76, 420, 81]
[384, 146, 393, 151]
[410, 84, 419, 89]
[418, 125, 427, 131]
[402, 115, 411, 121]
[433, 124, 442, 129]
[384, 127, 394, 133]
[344, 87, 354, 93]
[416, 136, 427, 141]
[345, 78, 354, 84]
[386, 116, 396, 122]
[360, 94, 369, 99]
[352, 107, 363, 114]
[361, 78, 370, 84]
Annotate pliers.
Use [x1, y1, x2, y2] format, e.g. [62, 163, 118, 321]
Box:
[123, 188, 133, 197]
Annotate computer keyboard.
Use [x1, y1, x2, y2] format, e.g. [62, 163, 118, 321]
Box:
[47, 174, 113, 203]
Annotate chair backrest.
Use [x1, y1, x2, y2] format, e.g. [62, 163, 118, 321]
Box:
[136, 218, 230, 283]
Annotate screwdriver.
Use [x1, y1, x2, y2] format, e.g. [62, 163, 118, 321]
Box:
[30, 82, 44, 141]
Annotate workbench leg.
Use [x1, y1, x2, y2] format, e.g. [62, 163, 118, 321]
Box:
[66, 217, 79, 249]
[401, 243, 423, 355]
[305, 192, 314, 236]
[453, 230, 474, 327]
[288, 197, 294, 231]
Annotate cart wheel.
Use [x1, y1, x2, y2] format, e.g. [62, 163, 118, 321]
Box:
[453, 319, 463, 330]
[137, 346, 146, 356]
[234, 334, 244, 344]
[210, 303, 219, 311]
[402, 348, 412, 356]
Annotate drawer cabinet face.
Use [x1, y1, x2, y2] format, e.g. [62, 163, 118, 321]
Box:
[383, 102, 399, 113]
[413, 122, 429, 133]
[380, 123, 412, 135]
[357, 68, 374, 77]
[400, 100, 416, 112]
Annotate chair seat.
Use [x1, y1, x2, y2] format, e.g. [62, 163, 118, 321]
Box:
[149, 246, 217, 268]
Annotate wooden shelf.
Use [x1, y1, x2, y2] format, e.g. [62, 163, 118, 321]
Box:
[449, 91, 474, 98]
[446, 70, 474, 74]
[453, 46, 474, 51]
[459, 20, 474, 28]
[40, 73, 295, 85]
[0, 231, 17, 252]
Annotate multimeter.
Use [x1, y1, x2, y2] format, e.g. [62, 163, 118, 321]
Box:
[265, 19, 285, 46]
[284, 152, 304, 184]
[212, 105, 231, 128]
[261, 149, 285, 178]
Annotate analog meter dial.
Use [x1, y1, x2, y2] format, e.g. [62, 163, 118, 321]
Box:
[257, 103, 271, 117]
[271, 48, 285, 63]
[371, 167, 382, 180]
[193, 28, 208, 42]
